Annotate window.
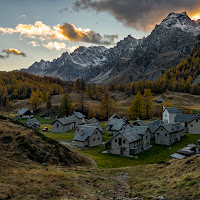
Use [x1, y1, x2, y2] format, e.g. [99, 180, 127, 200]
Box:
[191, 124, 193, 127]
[93, 138, 95, 141]
[98, 138, 100, 140]
[115, 139, 117, 143]
[196, 119, 198, 122]
[165, 134, 167, 137]
[119, 138, 122, 145]
[123, 140, 126, 144]
[157, 133, 159, 135]
[57, 123, 59, 127]
[146, 136, 148, 139]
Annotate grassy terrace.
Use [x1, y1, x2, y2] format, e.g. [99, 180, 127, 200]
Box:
[78, 134, 200, 168]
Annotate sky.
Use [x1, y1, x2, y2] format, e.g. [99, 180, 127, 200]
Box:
[1, 0, 200, 71]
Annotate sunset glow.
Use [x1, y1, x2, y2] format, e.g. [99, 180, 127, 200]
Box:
[191, 13, 200, 21]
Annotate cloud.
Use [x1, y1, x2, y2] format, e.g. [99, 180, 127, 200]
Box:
[19, 14, 27, 19]
[28, 41, 40, 47]
[59, 22, 118, 45]
[0, 21, 118, 45]
[42, 42, 66, 50]
[0, 48, 26, 59]
[73, 0, 200, 31]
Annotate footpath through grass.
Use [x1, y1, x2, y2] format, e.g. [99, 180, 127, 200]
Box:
[78, 134, 200, 169]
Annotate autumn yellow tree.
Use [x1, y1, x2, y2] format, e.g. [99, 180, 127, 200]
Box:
[30, 90, 42, 111]
[98, 90, 114, 120]
[60, 93, 73, 116]
[46, 92, 52, 109]
[128, 91, 143, 120]
[88, 107, 96, 119]
[165, 99, 172, 107]
[143, 89, 154, 119]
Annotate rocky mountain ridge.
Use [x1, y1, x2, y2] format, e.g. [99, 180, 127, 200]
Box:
[24, 12, 200, 84]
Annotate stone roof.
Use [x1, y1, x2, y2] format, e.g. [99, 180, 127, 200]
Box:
[119, 127, 142, 143]
[170, 153, 186, 159]
[76, 123, 103, 132]
[87, 118, 100, 124]
[73, 111, 86, 119]
[52, 116, 83, 126]
[164, 107, 182, 114]
[133, 120, 145, 126]
[159, 122, 184, 133]
[73, 126, 98, 142]
[108, 113, 121, 121]
[146, 120, 164, 133]
[26, 118, 40, 126]
[106, 118, 128, 131]
[175, 114, 198, 123]
[18, 108, 31, 116]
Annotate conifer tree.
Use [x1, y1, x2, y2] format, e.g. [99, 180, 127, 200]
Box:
[30, 90, 42, 111]
[165, 99, 172, 107]
[128, 91, 143, 120]
[46, 92, 52, 109]
[88, 107, 96, 119]
[60, 93, 73, 116]
[143, 89, 154, 119]
[98, 90, 114, 120]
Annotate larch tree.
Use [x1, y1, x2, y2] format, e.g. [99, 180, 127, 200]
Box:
[30, 90, 42, 111]
[60, 93, 73, 116]
[46, 92, 52, 110]
[143, 89, 154, 119]
[98, 90, 114, 120]
[88, 107, 96, 119]
[128, 91, 143, 120]
[165, 99, 172, 107]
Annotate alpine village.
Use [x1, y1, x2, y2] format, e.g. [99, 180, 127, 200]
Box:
[1, 3, 200, 200]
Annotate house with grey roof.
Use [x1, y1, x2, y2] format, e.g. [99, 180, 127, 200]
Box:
[155, 122, 185, 145]
[106, 118, 129, 136]
[108, 113, 121, 121]
[74, 123, 103, 135]
[132, 119, 146, 126]
[25, 118, 40, 129]
[175, 114, 200, 134]
[17, 108, 33, 119]
[163, 107, 182, 123]
[52, 115, 84, 133]
[73, 111, 86, 123]
[146, 120, 164, 140]
[106, 125, 151, 156]
[73, 126, 102, 147]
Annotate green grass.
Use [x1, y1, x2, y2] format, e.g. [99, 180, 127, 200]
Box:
[78, 134, 200, 169]
[17, 116, 55, 124]
[43, 132, 74, 142]
[102, 131, 112, 142]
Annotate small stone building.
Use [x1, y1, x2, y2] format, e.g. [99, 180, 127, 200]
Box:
[106, 118, 129, 136]
[106, 125, 151, 156]
[86, 118, 100, 125]
[155, 122, 185, 146]
[73, 126, 102, 147]
[163, 107, 182, 123]
[25, 118, 40, 129]
[17, 108, 33, 119]
[52, 116, 83, 133]
[73, 111, 86, 123]
[74, 123, 103, 135]
[146, 120, 164, 140]
[175, 114, 200, 134]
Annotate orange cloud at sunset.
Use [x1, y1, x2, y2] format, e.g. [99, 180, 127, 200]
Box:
[0, 48, 26, 59]
[0, 21, 118, 46]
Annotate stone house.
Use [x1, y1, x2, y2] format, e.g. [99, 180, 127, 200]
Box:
[52, 116, 83, 133]
[155, 122, 185, 146]
[25, 118, 40, 129]
[106, 125, 151, 156]
[17, 108, 33, 119]
[146, 120, 164, 140]
[74, 123, 103, 135]
[106, 118, 129, 136]
[73, 126, 102, 147]
[175, 114, 200, 134]
[73, 111, 86, 123]
[108, 113, 121, 121]
[162, 107, 182, 123]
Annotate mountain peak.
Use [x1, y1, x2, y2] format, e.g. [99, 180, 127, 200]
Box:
[160, 11, 200, 36]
